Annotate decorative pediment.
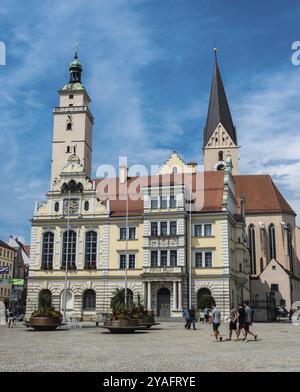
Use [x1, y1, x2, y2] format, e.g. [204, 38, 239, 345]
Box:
[158, 151, 197, 175]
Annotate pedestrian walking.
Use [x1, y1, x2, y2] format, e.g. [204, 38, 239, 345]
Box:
[226, 303, 238, 341]
[210, 304, 222, 341]
[187, 306, 196, 330]
[236, 303, 246, 340]
[7, 309, 14, 328]
[244, 300, 258, 342]
[182, 307, 190, 329]
[203, 307, 209, 323]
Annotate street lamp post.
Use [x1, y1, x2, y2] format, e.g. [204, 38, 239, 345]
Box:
[124, 177, 128, 306]
[189, 194, 192, 308]
[63, 190, 71, 323]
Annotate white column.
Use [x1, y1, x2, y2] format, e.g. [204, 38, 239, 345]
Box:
[173, 281, 177, 310]
[178, 281, 182, 310]
[147, 281, 152, 311]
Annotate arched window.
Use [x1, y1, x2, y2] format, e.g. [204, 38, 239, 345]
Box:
[83, 289, 96, 311]
[248, 224, 256, 275]
[172, 167, 178, 174]
[41, 232, 54, 269]
[268, 224, 276, 260]
[62, 230, 76, 268]
[38, 289, 52, 309]
[218, 151, 223, 161]
[54, 202, 59, 212]
[286, 228, 293, 273]
[84, 231, 97, 268]
[84, 201, 89, 211]
[197, 288, 215, 309]
[66, 122, 72, 130]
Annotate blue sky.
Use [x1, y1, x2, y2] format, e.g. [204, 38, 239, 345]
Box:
[0, 0, 300, 242]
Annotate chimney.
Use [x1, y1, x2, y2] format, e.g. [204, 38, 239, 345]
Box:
[119, 164, 128, 184]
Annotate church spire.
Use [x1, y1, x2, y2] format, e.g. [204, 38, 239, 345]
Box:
[203, 49, 237, 147]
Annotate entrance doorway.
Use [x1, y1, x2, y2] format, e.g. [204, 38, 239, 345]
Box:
[157, 288, 170, 317]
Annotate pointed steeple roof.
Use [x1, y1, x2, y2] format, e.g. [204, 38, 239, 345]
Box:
[203, 49, 237, 147]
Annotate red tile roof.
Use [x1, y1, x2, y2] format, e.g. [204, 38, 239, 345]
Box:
[93, 172, 294, 217]
[95, 171, 225, 217]
[234, 175, 295, 215]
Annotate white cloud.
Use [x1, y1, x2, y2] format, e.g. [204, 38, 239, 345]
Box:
[231, 65, 300, 222]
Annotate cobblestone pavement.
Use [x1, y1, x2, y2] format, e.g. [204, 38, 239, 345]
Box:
[1, 321, 300, 372]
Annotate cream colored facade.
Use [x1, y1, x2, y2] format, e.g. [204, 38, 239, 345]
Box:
[25, 55, 250, 321]
[0, 242, 15, 305]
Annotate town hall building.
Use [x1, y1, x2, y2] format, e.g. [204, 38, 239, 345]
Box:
[25, 51, 300, 321]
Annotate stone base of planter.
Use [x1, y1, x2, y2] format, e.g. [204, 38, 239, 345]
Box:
[28, 317, 62, 331]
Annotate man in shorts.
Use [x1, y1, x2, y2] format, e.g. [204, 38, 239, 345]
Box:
[210, 304, 222, 342]
[226, 303, 238, 341]
[244, 300, 258, 342]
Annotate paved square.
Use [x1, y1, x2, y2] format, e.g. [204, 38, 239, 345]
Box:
[1, 322, 300, 372]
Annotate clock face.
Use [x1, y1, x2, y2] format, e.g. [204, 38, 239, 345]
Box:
[213, 160, 226, 171]
[64, 198, 79, 214]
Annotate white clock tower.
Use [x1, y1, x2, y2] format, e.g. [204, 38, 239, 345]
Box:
[50, 52, 94, 189]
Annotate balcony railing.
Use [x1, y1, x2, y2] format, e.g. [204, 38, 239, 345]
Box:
[60, 262, 77, 270]
[84, 262, 97, 270]
[41, 262, 53, 270]
[53, 106, 94, 122]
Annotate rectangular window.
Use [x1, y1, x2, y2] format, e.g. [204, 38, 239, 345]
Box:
[170, 221, 177, 236]
[151, 251, 158, 267]
[120, 228, 127, 240]
[129, 227, 136, 240]
[160, 250, 168, 267]
[160, 196, 168, 209]
[204, 224, 212, 237]
[205, 252, 212, 268]
[151, 198, 158, 209]
[271, 284, 279, 292]
[151, 222, 158, 236]
[119, 255, 126, 269]
[194, 224, 202, 237]
[170, 195, 176, 208]
[129, 254, 135, 269]
[195, 252, 203, 268]
[170, 250, 177, 266]
[69, 94, 74, 99]
[160, 222, 168, 236]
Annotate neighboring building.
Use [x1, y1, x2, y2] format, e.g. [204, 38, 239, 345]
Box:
[8, 237, 30, 314]
[25, 50, 300, 322]
[202, 50, 300, 315]
[0, 240, 16, 307]
[25, 52, 249, 321]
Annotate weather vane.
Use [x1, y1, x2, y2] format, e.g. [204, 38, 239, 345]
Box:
[74, 42, 79, 58]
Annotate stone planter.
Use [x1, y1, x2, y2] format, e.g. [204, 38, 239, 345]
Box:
[102, 318, 145, 333]
[28, 317, 62, 331]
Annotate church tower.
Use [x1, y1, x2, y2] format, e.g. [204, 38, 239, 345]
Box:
[203, 49, 239, 175]
[50, 52, 94, 189]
